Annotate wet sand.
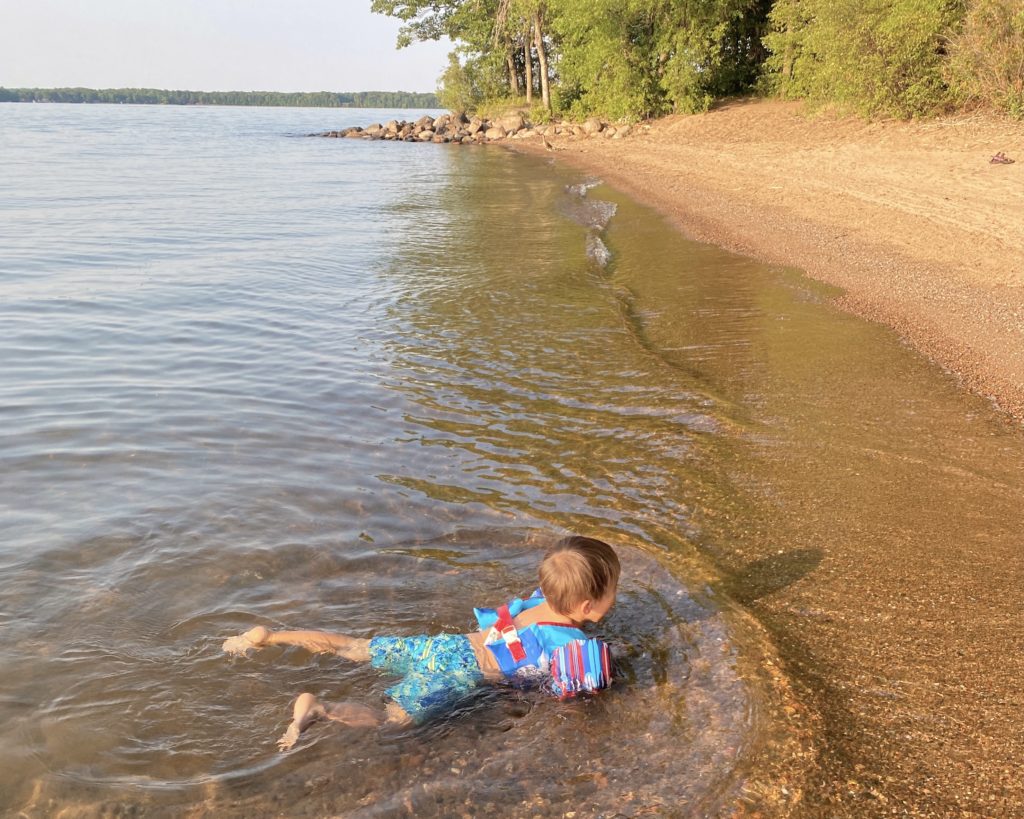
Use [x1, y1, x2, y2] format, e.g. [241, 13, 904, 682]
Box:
[509, 100, 1024, 816]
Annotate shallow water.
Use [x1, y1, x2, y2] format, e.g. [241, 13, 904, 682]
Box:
[2, 104, 1022, 817]
[0, 105, 800, 817]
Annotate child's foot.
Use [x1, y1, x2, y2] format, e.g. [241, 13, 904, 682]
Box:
[277, 692, 325, 751]
[222, 625, 270, 655]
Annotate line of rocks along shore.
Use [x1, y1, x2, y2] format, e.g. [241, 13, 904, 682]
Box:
[312, 112, 635, 144]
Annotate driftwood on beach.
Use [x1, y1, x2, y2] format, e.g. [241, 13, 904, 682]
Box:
[312, 112, 632, 145]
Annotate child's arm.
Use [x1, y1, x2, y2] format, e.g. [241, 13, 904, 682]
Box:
[222, 625, 371, 661]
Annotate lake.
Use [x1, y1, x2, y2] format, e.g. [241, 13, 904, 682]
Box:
[2, 103, 1022, 817]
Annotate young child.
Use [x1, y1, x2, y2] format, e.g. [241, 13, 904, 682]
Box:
[223, 535, 619, 750]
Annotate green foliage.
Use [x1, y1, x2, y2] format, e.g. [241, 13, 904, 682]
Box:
[549, 0, 773, 120]
[947, 0, 1024, 118]
[528, 101, 555, 123]
[0, 87, 439, 108]
[438, 54, 481, 112]
[764, 0, 963, 117]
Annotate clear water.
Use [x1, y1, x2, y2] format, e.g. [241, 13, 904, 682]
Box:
[3, 103, 1023, 818]
[0, 105, 801, 817]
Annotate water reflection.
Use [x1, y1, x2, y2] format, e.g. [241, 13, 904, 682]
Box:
[1, 111, 803, 817]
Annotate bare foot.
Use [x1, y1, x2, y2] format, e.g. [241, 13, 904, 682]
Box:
[222, 625, 270, 656]
[277, 693, 325, 751]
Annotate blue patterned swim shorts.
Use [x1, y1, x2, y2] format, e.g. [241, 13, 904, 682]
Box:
[368, 634, 483, 721]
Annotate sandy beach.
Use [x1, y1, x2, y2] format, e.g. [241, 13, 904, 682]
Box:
[511, 100, 1024, 816]
[515, 98, 1024, 423]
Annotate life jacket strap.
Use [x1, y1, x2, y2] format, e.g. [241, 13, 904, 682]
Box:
[493, 604, 527, 662]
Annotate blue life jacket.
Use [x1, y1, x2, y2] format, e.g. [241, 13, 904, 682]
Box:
[474, 590, 614, 696]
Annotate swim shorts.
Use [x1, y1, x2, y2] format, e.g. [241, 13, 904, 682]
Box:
[368, 634, 483, 721]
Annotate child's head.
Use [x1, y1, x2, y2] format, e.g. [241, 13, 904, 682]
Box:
[539, 535, 620, 621]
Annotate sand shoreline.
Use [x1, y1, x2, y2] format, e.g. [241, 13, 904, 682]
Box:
[510, 98, 1024, 423]
[508, 100, 1024, 816]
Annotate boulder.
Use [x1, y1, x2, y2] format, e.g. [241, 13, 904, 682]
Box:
[344, 129, 364, 139]
[614, 125, 631, 139]
[497, 113, 525, 134]
[385, 120, 399, 133]
[484, 126, 507, 140]
[451, 112, 469, 125]
[417, 129, 435, 141]
[364, 123, 383, 136]
[414, 115, 434, 129]
[571, 125, 585, 137]
[466, 118, 483, 136]
[583, 117, 604, 135]
[433, 114, 450, 131]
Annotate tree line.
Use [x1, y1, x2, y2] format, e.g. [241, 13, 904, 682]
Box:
[371, 0, 1023, 120]
[0, 88, 440, 109]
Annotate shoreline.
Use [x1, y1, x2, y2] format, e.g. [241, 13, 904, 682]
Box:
[507, 100, 1024, 816]
[509, 98, 1024, 423]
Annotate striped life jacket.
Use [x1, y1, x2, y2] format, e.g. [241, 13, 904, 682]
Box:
[474, 590, 613, 696]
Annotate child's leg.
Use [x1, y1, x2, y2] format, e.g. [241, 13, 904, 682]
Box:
[222, 625, 370, 661]
[277, 693, 407, 750]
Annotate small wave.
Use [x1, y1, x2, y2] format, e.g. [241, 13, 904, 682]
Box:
[586, 231, 612, 269]
[565, 179, 600, 197]
[561, 179, 618, 271]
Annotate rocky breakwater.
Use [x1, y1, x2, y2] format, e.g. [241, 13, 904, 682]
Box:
[314, 113, 633, 145]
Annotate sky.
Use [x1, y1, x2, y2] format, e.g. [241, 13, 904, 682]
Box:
[0, 0, 453, 93]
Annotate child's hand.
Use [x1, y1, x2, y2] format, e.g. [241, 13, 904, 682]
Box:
[222, 625, 270, 655]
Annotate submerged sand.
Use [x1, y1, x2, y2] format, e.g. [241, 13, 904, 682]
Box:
[509, 100, 1024, 816]
[515, 98, 1024, 422]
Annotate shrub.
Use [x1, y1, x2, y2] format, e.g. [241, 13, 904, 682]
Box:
[947, 0, 1024, 118]
[764, 0, 963, 118]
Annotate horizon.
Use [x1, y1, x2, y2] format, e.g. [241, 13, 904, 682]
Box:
[1, 85, 438, 95]
[0, 1, 451, 94]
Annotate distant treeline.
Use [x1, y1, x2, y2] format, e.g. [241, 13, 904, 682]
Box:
[0, 87, 440, 108]
[372, 0, 1023, 120]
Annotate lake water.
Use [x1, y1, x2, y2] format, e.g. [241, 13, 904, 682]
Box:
[2, 104, 1023, 817]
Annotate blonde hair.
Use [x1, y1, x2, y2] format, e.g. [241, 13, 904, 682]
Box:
[538, 535, 620, 615]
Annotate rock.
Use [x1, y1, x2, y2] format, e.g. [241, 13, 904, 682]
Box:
[414, 115, 434, 129]
[583, 117, 604, 135]
[385, 120, 399, 133]
[344, 129, 363, 138]
[364, 123, 383, 136]
[613, 125, 631, 139]
[497, 113, 525, 134]
[466, 118, 483, 136]
[461, 135, 474, 144]
[572, 125, 585, 137]
[485, 126, 507, 140]
[417, 129, 435, 141]
[433, 114, 450, 131]
[451, 112, 469, 125]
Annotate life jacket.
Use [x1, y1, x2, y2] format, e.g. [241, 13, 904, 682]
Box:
[474, 590, 613, 696]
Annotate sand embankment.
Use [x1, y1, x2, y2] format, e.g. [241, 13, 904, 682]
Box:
[514, 98, 1024, 422]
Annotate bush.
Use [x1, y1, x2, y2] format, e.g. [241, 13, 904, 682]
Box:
[947, 0, 1024, 118]
[764, 0, 963, 117]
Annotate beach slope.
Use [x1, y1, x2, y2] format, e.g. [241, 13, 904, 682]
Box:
[516, 98, 1024, 421]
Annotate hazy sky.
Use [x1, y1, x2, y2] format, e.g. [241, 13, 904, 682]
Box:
[0, 0, 452, 92]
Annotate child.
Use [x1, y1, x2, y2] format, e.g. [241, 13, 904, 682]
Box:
[223, 535, 619, 750]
